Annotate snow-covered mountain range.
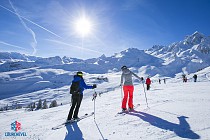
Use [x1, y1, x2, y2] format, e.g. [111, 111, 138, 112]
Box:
[146, 31, 210, 75]
[0, 31, 210, 102]
[1, 31, 210, 76]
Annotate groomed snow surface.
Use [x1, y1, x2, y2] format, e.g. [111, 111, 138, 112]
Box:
[0, 80, 210, 140]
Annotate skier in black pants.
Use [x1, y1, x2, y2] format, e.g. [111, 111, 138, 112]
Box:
[67, 71, 96, 121]
[193, 74, 197, 82]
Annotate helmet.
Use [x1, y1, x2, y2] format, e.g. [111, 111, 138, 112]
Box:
[76, 71, 83, 77]
[121, 65, 127, 70]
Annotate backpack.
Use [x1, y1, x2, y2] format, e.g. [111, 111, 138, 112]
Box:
[70, 81, 80, 95]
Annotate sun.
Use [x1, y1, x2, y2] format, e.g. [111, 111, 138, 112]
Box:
[74, 16, 93, 37]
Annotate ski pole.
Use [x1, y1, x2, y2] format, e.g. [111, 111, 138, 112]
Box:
[94, 96, 96, 120]
[92, 89, 97, 119]
[142, 82, 149, 108]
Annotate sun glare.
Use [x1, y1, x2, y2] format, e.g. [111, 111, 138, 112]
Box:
[74, 17, 92, 37]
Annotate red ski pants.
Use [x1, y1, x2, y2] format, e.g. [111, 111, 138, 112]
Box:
[122, 85, 134, 109]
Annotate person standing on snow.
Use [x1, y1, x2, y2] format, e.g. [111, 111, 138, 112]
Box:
[193, 74, 197, 82]
[182, 74, 187, 82]
[163, 78, 166, 84]
[159, 79, 161, 84]
[146, 77, 151, 90]
[67, 71, 96, 121]
[120, 66, 142, 111]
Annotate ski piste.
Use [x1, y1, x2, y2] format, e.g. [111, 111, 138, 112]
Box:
[52, 112, 94, 130]
[116, 104, 141, 116]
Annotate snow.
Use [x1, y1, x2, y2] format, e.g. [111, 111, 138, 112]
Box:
[1, 31, 210, 139]
[0, 72, 210, 139]
[0, 68, 72, 100]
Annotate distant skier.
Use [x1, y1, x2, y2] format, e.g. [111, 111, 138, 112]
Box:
[120, 66, 142, 111]
[159, 79, 161, 84]
[182, 74, 187, 82]
[163, 78, 166, 84]
[67, 71, 96, 121]
[140, 77, 144, 82]
[184, 77, 187, 82]
[193, 74, 197, 82]
[146, 77, 151, 90]
[182, 74, 185, 82]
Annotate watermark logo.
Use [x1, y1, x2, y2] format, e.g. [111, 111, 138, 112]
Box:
[11, 121, 21, 132]
[5, 121, 27, 137]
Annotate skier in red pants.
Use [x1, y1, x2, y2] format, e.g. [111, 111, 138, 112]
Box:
[146, 77, 151, 90]
[120, 66, 142, 111]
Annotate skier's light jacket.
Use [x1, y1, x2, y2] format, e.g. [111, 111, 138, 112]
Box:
[72, 75, 93, 94]
[121, 68, 141, 86]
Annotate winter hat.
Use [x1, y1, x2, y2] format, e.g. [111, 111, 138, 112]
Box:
[121, 65, 127, 70]
[77, 71, 83, 77]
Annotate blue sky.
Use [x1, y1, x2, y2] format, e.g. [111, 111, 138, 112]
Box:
[0, 0, 210, 59]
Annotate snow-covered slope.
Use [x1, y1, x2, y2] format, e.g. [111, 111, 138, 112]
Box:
[0, 70, 121, 106]
[0, 75, 210, 139]
[0, 68, 72, 100]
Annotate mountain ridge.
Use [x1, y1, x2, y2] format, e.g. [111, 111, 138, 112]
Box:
[0, 31, 210, 76]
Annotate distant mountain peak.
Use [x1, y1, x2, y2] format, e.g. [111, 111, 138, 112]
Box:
[99, 54, 106, 59]
[120, 48, 143, 54]
[126, 48, 140, 52]
[192, 31, 204, 36]
[184, 31, 205, 46]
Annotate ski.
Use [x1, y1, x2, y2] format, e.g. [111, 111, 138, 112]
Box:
[116, 104, 141, 116]
[117, 110, 129, 115]
[130, 103, 141, 111]
[52, 112, 94, 130]
[66, 112, 94, 125]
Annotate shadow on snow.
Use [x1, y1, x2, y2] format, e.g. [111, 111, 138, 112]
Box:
[64, 123, 84, 140]
[129, 111, 200, 139]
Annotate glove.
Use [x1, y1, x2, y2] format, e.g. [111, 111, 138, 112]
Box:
[93, 84, 97, 89]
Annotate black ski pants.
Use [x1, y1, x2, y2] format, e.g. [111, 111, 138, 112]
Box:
[67, 94, 83, 120]
[146, 84, 150, 90]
